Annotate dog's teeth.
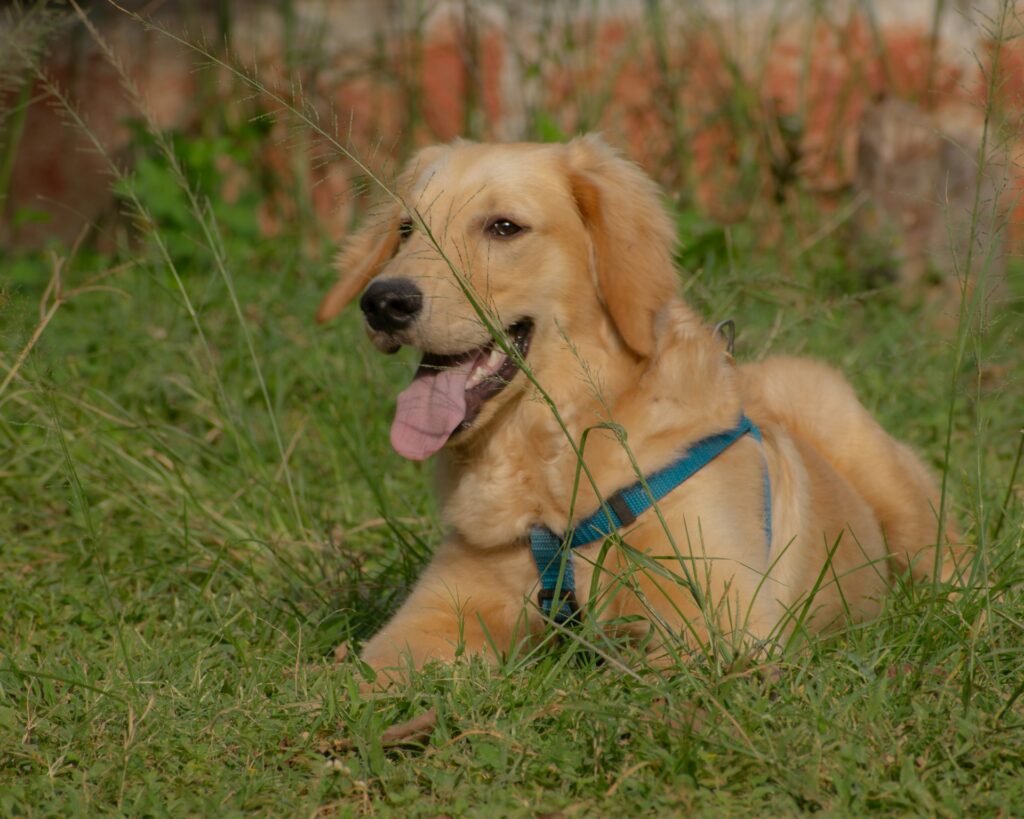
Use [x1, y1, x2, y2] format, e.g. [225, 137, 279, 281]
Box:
[465, 347, 511, 391]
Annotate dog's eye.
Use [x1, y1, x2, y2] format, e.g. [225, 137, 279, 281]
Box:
[398, 220, 414, 240]
[486, 218, 523, 238]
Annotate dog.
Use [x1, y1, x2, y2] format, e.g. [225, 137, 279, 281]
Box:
[317, 135, 963, 680]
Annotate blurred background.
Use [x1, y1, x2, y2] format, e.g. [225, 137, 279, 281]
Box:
[1, 0, 1020, 297]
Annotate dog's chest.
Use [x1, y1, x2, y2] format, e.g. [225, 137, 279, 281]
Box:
[440, 432, 584, 550]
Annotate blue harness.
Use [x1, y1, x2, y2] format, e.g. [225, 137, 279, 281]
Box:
[529, 414, 772, 624]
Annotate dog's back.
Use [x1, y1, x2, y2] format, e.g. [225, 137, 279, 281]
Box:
[740, 356, 963, 582]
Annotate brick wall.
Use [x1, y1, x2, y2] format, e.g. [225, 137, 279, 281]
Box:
[2, 0, 1020, 250]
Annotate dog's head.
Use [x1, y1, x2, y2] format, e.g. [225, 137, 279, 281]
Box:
[318, 135, 679, 460]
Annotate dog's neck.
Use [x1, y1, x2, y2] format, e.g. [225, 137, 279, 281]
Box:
[437, 300, 743, 550]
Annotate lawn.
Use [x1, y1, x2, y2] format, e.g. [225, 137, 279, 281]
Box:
[2, 6, 1024, 817]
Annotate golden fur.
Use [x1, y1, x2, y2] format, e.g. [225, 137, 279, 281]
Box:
[318, 135, 964, 679]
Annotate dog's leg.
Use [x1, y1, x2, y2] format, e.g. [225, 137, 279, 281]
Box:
[357, 538, 539, 686]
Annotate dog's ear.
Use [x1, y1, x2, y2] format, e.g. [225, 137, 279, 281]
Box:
[566, 134, 679, 357]
[316, 145, 447, 323]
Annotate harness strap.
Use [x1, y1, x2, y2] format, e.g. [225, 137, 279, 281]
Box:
[530, 413, 772, 624]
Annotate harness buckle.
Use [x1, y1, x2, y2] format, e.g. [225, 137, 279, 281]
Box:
[607, 492, 637, 527]
[537, 587, 579, 624]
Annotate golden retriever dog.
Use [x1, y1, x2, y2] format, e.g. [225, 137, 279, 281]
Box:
[318, 135, 963, 681]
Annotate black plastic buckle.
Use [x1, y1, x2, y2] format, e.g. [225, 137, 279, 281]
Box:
[607, 492, 636, 527]
[538, 588, 579, 624]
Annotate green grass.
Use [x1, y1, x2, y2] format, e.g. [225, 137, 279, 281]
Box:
[3, 4, 1024, 815]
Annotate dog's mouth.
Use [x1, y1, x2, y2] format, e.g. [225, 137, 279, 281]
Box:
[389, 319, 534, 460]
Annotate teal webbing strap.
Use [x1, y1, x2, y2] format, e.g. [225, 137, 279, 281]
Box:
[530, 414, 772, 623]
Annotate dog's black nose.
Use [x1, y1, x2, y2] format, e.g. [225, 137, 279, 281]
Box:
[360, 278, 423, 333]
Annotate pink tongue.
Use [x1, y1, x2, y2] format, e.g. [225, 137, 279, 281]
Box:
[390, 360, 475, 460]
